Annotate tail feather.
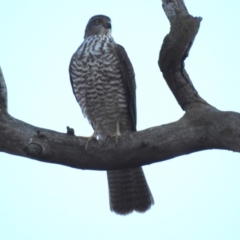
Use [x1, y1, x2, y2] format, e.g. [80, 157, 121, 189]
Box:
[107, 167, 154, 215]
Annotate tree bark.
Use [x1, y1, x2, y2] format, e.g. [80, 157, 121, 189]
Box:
[0, 0, 239, 170]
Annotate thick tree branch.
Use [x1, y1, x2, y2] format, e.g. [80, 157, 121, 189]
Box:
[0, 0, 239, 170]
[160, 0, 208, 110]
[0, 102, 240, 170]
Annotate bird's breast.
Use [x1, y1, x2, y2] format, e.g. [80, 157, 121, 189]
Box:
[70, 35, 131, 136]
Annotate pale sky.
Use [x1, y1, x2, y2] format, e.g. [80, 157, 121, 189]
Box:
[1, 0, 240, 239]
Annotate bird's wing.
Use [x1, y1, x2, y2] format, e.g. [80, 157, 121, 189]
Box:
[114, 44, 137, 131]
[69, 52, 79, 102]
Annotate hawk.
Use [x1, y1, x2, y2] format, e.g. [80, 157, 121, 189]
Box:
[69, 15, 154, 215]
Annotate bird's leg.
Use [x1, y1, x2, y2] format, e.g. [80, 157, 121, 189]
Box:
[85, 130, 97, 150]
[111, 121, 121, 144]
[79, 124, 98, 150]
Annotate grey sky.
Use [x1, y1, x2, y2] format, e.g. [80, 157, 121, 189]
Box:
[1, 0, 240, 239]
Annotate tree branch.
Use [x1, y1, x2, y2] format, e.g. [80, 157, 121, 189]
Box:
[0, 67, 8, 112]
[0, 101, 239, 170]
[160, 0, 208, 110]
[0, 0, 239, 170]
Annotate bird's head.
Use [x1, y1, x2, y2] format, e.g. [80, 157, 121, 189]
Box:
[84, 15, 112, 39]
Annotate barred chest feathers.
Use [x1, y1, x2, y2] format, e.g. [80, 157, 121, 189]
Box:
[70, 35, 131, 138]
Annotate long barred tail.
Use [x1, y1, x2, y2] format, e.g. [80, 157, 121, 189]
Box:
[107, 167, 154, 215]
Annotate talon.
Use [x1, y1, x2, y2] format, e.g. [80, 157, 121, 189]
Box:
[85, 131, 97, 150]
[77, 131, 97, 150]
[111, 121, 121, 144]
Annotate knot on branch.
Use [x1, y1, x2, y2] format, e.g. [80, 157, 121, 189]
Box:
[67, 126, 75, 135]
[24, 143, 43, 156]
[23, 130, 51, 158]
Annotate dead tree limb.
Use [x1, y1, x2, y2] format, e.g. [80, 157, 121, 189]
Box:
[0, 0, 239, 170]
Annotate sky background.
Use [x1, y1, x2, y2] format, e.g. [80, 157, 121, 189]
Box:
[1, 0, 240, 239]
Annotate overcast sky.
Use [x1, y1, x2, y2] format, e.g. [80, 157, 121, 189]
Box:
[1, 0, 240, 239]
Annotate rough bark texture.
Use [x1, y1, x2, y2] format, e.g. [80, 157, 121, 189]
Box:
[1, 0, 239, 170]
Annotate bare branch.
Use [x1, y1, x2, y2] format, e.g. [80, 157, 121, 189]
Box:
[0, 67, 8, 112]
[162, 0, 189, 19]
[0, 100, 239, 170]
[159, 0, 207, 111]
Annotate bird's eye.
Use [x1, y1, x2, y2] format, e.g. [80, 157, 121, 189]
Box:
[96, 19, 102, 24]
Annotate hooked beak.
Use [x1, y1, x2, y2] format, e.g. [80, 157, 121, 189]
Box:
[104, 22, 111, 29]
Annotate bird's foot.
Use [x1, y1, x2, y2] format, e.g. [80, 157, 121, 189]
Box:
[110, 121, 121, 144]
[81, 131, 97, 150]
[111, 131, 121, 144]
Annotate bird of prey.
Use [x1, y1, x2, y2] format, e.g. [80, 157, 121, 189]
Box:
[69, 15, 154, 215]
